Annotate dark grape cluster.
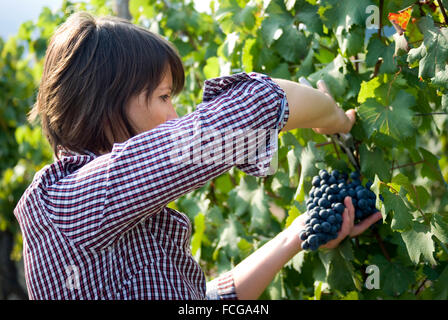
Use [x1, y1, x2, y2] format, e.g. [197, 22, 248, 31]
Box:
[299, 169, 380, 251]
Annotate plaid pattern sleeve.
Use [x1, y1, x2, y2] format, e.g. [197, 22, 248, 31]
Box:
[14, 72, 289, 299]
[206, 272, 238, 300]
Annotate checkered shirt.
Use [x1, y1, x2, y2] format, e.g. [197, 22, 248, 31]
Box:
[14, 72, 289, 300]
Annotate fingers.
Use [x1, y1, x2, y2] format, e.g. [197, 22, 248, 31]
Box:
[342, 109, 357, 133]
[314, 81, 357, 135]
[322, 197, 354, 249]
[346, 109, 357, 124]
[350, 211, 383, 238]
[317, 80, 331, 97]
[319, 199, 383, 250]
[340, 197, 355, 237]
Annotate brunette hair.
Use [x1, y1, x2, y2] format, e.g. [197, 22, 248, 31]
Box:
[29, 11, 184, 157]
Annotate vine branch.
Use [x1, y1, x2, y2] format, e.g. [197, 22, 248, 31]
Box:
[414, 112, 448, 116]
[316, 141, 333, 148]
[373, 229, 391, 262]
[437, 0, 448, 24]
[378, 0, 384, 39]
[414, 277, 429, 296]
[390, 160, 425, 170]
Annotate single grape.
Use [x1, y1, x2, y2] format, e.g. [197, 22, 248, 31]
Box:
[330, 225, 338, 234]
[321, 222, 331, 233]
[309, 210, 320, 220]
[312, 176, 321, 187]
[334, 203, 345, 214]
[358, 199, 368, 209]
[327, 215, 336, 224]
[299, 231, 307, 241]
[320, 170, 330, 181]
[328, 176, 337, 185]
[350, 171, 360, 180]
[301, 240, 310, 250]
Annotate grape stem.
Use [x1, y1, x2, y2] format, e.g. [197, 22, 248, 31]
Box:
[209, 181, 218, 203]
[435, 236, 448, 257]
[378, 0, 384, 39]
[316, 141, 333, 148]
[379, 181, 399, 195]
[331, 139, 341, 160]
[414, 112, 448, 116]
[417, 0, 426, 16]
[414, 277, 429, 296]
[373, 229, 391, 262]
[437, 0, 448, 25]
[390, 160, 425, 170]
[410, 184, 430, 223]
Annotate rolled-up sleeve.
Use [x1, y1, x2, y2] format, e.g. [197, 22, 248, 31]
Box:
[206, 272, 238, 300]
[43, 72, 290, 250]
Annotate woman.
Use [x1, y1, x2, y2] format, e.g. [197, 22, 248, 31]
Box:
[14, 12, 381, 300]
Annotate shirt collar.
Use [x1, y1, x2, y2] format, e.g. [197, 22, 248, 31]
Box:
[56, 145, 98, 159]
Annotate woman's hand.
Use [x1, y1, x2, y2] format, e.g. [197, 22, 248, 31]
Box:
[311, 80, 357, 135]
[321, 197, 382, 249]
[288, 196, 383, 251]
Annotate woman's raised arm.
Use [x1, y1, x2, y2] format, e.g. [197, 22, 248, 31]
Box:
[273, 78, 356, 134]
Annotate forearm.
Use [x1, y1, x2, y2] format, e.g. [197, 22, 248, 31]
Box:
[272, 78, 351, 133]
[231, 225, 302, 300]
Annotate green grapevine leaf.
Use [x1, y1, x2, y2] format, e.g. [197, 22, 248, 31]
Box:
[203, 57, 220, 79]
[308, 55, 348, 97]
[366, 37, 397, 74]
[294, 0, 323, 35]
[320, 0, 372, 31]
[260, 4, 293, 47]
[419, 148, 446, 184]
[401, 221, 437, 266]
[371, 254, 415, 296]
[392, 173, 430, 210]
[232, 176, 271, 232]
[407, 16, 448, 80]
[289, 250, 306, 273]
[213, 216, 243, 260]
[242, 38, 256, 72]
[381, 188, 413, 231]
[359, 145, 390, 181]
[293, 142, 324, 202]
[357, 76, 383, 104]
[249, 186, 272, 231]
[433, 265, 448, 299]
[318, 240, 360, 292]
[287, 146, 302, 181]
[296, 48, 316, 78]
[274, 26, 308, 63]
[336, 25, 364, 57]
[430, 213, 448, 243]
[191, 212, 205, 261]
[266, 272, 286, 299]
[358, 90, 416, 140]
[233, 5, 257, 30]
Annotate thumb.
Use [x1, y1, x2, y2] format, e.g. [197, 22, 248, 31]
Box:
[345, 109, 356, 125]
[350, 211, 383, 238]
[340, 109, 356, 133]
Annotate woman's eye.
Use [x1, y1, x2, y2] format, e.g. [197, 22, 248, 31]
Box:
[161, 95, 170, 102]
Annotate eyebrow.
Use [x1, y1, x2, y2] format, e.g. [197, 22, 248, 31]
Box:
[158, 86, 173, 92]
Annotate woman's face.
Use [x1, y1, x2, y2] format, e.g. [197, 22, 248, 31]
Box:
[126, 69, 178, 135]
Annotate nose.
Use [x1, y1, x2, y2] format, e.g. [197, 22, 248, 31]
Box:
[166, 104, 179, 121]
